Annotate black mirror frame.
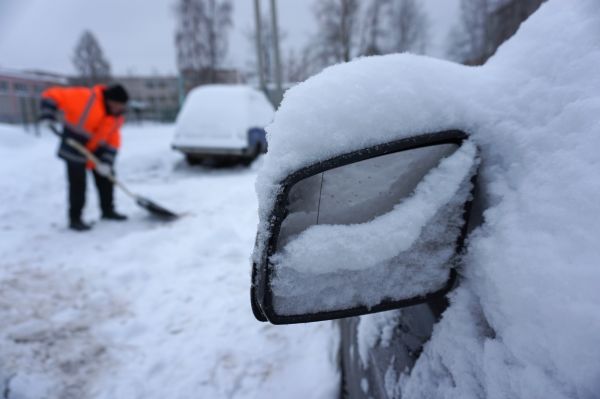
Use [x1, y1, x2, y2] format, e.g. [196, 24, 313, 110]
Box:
[251, 130, 477, 324]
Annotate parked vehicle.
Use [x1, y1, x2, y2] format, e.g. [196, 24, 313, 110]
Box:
[172, 85, 274, 166]
[251, 1, 599, 398]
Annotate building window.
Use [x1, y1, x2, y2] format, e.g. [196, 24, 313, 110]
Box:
[14, 82, 29, 95]
[145, 80, 155, 89]
[0, 81, 8, 93]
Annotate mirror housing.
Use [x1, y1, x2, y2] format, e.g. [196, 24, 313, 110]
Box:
[252, 130, 477, 324]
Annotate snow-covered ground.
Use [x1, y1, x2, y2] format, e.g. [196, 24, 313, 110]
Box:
[0, 123, 339, 399]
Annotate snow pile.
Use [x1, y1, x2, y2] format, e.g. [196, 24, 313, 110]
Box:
[357, 311, 403, 369]
[403, 2, 600, 398]
[254, 56, 473, 245]
[0, 123, 338, 399]
[271, 142, 477, 315]
[255, 0, 600, 397]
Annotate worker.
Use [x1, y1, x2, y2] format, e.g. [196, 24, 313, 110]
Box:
[39, 83, 130, 231]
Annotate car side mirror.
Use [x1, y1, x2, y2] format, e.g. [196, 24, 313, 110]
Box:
[251, 130, 478, 324]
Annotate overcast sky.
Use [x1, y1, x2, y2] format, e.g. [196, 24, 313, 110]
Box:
[0, 0, 459, 76]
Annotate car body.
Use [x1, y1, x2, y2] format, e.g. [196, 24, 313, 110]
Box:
[172, 84, 274, 166]
[251, 1, 599, 398]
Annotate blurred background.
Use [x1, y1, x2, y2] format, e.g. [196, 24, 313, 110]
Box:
[0, 0, 544, 127]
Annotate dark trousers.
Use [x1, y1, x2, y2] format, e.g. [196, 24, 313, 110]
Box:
[66, 161, 114, 221]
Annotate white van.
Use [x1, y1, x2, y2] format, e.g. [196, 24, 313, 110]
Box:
[172, 85, 274, 166]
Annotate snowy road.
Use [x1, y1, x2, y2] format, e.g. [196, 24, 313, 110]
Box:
[0, 123, 339, 399]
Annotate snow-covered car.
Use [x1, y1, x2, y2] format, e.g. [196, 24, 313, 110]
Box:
[172, 85, 274, 166]
[251, 1, 600, 398]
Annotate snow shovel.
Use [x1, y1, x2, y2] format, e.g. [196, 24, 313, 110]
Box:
[50, 126, 179, 219]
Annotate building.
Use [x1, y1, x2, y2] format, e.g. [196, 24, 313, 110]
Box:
[0, 67, 244, 125]
[0, 69, 67, 124]
[115, 75, 180, 122]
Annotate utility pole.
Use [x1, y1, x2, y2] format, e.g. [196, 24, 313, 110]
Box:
[253, 0, 267, 94]
[270, 0, 283, 106]
[178, 73, 186, 107]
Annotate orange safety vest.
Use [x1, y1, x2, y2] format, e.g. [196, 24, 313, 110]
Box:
[42, 85, 124, 167]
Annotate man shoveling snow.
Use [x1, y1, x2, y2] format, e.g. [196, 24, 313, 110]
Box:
[39, 84, 130, 231]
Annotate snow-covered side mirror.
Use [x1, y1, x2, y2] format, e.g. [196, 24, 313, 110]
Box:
[252, 130, 478, 324]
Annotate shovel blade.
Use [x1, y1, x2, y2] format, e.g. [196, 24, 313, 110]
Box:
[136, 197, 179, 219]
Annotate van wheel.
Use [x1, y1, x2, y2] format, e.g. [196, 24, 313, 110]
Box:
[242, 145, 261, 166]
[185, 155, 203, 165]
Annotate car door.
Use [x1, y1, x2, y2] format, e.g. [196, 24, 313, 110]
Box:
[339, 303, 438, 399]
[338, 173, 486, 398]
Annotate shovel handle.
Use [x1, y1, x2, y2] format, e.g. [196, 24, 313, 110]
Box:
[48, 125, 140, 201]
[49, 125, 104, 169]
[63, 138, 137, 200]
[64, 138, 103, 167]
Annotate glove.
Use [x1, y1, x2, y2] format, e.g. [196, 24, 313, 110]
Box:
[95, 162, 113, 178]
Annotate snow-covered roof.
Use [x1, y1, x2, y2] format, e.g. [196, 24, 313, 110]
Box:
[0, 68, 68, 84]
[174, 84, 274, 136]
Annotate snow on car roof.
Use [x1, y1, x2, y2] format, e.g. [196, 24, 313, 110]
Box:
[261, 56, 473, 184]
[174, 84, 274, 135]
[256, 0, 600, 396]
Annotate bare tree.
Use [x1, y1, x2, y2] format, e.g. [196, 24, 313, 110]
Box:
[284, 47, 319, 83]
[72, 30, 111, 86]
[175, 0, 204, 71]
[447, 0, 489, 64]
[447, 0, 546, 65]
[175, 0, 233, 83]
[312, 0, 360, 66]
[388, 0, 429, 54]
[359, 0, 392, 56]
[246, 14, 287, 86]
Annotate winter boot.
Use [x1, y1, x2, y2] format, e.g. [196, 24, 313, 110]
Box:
[70, 219, 93, 231]
[102, 210, 128, 221]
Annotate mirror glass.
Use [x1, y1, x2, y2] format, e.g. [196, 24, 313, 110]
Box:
[269, 142, 477, 317]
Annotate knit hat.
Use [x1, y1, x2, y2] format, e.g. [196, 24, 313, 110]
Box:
[103, 84, 129, 103]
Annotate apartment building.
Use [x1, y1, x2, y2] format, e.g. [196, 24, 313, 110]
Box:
[116, 75, 180, 121]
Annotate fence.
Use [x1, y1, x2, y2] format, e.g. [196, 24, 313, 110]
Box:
[0, 93, 179, 132]
[0, 93, 41, 134]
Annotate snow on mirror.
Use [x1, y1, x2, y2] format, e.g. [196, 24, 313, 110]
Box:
[270, 141, 478, 317]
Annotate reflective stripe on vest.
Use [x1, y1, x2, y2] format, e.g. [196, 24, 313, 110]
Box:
[77, 91, 97, 129]
[63, 121, 92, 140]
